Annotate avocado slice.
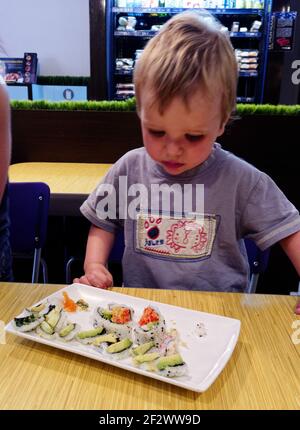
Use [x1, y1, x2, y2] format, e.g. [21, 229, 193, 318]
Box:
[100, 309, 113, 320]
[93, 333, 118, 346]
[145, 321, 159, 330]
[156, 354, 184, 370]
[106, 338, 132, 354]
[134, 352, 160, 364]
[59, 323, 76, 338]
[77, 327, 104, 339]
[132, 340, 155, 356]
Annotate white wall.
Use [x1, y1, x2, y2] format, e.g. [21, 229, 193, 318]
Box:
[0, 0, 90, 76]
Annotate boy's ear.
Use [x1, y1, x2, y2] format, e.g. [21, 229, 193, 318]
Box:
[217, 115, 230, 137]
[217, 122, 226, 137]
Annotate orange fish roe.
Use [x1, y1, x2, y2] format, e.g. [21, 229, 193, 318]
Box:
[139, 307, 159, 326]
[111, 306, 131, 324]
[62, 291, 77, 312]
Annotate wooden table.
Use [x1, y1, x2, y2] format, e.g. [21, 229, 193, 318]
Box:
[9, 162, 113, 215]
[1, 283, 299, 410]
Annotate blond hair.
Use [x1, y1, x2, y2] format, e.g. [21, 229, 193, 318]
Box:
[134, 11, 238, 123]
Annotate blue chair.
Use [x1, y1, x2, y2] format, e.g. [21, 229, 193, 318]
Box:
[244, 239, 270, 294]
[8, 182, 50, 283]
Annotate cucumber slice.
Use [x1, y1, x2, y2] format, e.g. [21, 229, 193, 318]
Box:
[40, 320, 55, 335]
[45, 308, 61, 328]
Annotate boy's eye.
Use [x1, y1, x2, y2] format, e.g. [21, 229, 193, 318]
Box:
[185, 134, 204, 142]
[148, 129, 165, 138]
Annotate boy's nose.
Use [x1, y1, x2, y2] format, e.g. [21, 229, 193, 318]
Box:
[165, 138, 183, 157]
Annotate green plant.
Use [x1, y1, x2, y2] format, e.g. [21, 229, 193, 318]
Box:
[235, 104, 300, 116]
[10, 98, 136, 111]
[10, 99, 300, 115]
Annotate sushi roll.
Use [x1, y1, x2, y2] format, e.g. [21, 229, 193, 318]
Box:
[134, 306, 166, 347]
[13, 313, 44, 332]
[94, 303, 134, 340]
[156, 353, 187, 378]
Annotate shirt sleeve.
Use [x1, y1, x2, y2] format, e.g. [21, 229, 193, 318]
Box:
[240, 172, 300, 250]
[80, 162, 124, 234]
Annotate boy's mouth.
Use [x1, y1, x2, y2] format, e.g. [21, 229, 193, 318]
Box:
[162, 161, 185, 170]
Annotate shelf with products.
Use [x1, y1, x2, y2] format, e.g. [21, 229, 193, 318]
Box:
[112, 8, 264, 15]
[107, 0, 271, 103]
[239, 70, 258, 77]
[114, 70, 259, 77]
[236, 96, 255, 102]
[114, 29, 261, 37]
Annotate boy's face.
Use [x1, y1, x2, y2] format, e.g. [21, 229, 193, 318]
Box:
[140, 89, 226, 176]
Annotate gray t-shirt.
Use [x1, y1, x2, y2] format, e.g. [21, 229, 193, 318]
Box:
[81, 144, 300, 292]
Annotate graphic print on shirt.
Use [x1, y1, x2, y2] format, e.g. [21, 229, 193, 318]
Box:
[135, 213, 217, 260]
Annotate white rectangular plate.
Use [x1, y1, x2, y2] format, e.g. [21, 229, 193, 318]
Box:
[6, 284, 240, 393]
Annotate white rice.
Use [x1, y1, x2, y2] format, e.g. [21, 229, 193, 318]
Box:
[158, 363, 187, 378]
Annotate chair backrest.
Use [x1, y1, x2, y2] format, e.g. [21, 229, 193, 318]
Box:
[244, 239, 270, 293]
[8, 182, 50, 254]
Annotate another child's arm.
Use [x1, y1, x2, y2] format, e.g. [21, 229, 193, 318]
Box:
[280, 231, 300, 276]
[0, 85, 11, 202]
[74, 225, 115, 289]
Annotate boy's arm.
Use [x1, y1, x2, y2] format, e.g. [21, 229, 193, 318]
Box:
[0, 85, 11, 202]
[280, 231, 300, 276]
[74, 225, 115, 289]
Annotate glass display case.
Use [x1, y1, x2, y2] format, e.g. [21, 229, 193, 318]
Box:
[106, 0, 273, 103]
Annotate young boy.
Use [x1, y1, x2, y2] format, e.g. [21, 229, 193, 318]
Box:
[76, 11, 300, 292]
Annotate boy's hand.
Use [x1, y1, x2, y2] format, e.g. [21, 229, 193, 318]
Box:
[73, 263, 113, 289]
